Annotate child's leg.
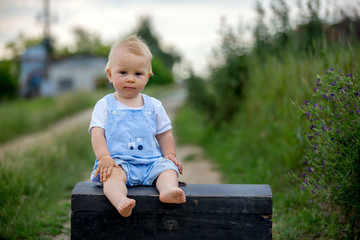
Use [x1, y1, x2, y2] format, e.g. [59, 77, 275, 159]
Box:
[103, 167, 135, 217]
[156, 169, 186, 204]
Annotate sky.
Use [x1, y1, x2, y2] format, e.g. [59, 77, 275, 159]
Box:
[0, 0, 357, 76]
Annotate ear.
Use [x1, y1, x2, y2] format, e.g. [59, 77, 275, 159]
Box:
[106, 69, 112, 83]
[146, 72, 151, 85]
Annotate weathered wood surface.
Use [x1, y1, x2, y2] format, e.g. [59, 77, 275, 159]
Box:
[71, 182, 272, 240]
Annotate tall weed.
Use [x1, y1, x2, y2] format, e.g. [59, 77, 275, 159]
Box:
[296, 69, 360, 237]
[0, 125, 93, 239]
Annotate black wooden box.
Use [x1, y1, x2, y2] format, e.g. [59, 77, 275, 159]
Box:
[71, 182, 272, 239]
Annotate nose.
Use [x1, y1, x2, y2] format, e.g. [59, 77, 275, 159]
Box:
[126, 75, 135, 83]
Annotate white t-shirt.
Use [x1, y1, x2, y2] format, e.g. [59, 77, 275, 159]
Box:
[89, 94, 172, 135]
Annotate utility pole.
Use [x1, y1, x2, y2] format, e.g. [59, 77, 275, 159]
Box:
[37, 0, 56, 53]
[35, 0, 56, 96]
[43, 0, 51, 40]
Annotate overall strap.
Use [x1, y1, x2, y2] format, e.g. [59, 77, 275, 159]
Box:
[105, 93, 117, 109]
[141, 94, 154, 111]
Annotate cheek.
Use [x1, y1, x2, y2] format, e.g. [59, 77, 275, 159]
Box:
[111, 79, 123, 88]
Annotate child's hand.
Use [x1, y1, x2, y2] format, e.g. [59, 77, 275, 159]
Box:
[94, 156, 116, 182]
[164, 153, 183, 175]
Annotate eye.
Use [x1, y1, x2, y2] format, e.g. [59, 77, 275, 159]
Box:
[120, 71, 126, 75]
[135, 72, 143, 76]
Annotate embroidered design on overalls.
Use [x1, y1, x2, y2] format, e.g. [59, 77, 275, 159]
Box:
[128, 137, 144, 150]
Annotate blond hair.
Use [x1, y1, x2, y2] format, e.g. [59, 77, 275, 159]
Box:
[106, 35, 152, 73]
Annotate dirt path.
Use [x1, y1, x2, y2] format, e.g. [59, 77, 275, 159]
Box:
[1, 90, 222, 183]
[0, 108, 93, 156]
[160, 92, 222, 184]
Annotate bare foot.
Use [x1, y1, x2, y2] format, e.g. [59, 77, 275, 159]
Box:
[117, 198, 136, 217]
[159, 187, 186, 204]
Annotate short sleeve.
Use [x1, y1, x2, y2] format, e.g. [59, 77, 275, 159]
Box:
[151, 97, 172, 135]
[89, 98, 108, 133]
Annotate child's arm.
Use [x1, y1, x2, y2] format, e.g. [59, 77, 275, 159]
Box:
[91, 127, 117, 182]
[156, 130, 183, 174]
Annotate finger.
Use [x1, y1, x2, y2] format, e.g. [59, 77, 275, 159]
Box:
[99, 169, 103, 182]
[175, 160, 181, 168]
[102, 169, 107, 181]
[180, 163, 183, 175]
[94, 168, 99, 177]
[107, 166, 113, 177]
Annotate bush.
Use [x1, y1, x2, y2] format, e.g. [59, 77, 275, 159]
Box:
[0, 60, 18, 100]
[184, 54, 248, 127]
[149, 57, 174, 85]
[297, 69, 360, 237]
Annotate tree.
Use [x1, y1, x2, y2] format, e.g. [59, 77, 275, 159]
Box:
[253, 1, 271, 56]
[270, 0, 290, 49]
[132, 16, 181, 85]
[134, 17, 180, 70]
[55, 27, 110, 57]
[5, 33, 44, 59]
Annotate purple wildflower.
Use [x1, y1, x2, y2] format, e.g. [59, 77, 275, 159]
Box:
[316, 78, 321, 86]
[331, 81, 337, 86]
[310, 125, 315, 130]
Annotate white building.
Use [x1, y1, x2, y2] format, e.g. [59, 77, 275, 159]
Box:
[19, 44, 107, 97]
[47, 56, 107, 95]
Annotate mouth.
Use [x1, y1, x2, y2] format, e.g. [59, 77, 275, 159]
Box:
[124, 86, 136, 90]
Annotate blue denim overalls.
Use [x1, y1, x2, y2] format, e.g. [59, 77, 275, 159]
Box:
[90, 93, 179, 186]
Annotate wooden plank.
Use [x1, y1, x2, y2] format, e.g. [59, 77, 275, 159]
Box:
[71, 182, 272, 240]
[71, 182, 272, 214]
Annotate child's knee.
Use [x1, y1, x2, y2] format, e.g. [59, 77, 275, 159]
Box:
[106, 166, 127, 182]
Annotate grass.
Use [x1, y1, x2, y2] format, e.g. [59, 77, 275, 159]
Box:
[0, 124, 93, 239]
[0, 90, 105, 144]
[174, 41, 360, 239]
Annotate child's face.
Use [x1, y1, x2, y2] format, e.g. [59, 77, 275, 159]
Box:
[107, 48, 151, 99]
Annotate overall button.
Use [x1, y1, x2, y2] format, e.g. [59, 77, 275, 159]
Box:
[112, 110, 117, 116]
[147, 111, 152, 116]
